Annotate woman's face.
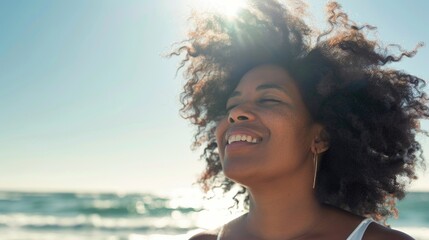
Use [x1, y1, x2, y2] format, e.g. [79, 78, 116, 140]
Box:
[215, 64, 322, 186]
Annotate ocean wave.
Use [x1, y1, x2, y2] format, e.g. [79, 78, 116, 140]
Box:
[0, 191, 201, 217]
[1, 191, 427, 239]
[0, 213, 197, 233]
[0, 229, 201, 240]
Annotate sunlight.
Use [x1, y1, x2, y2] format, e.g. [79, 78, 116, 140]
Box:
[191, 0, 247, 18]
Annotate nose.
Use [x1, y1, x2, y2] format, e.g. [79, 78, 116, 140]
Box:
[228, 104, 255, 123]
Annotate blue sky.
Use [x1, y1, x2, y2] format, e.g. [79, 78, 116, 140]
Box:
[0, 0, 428, 193]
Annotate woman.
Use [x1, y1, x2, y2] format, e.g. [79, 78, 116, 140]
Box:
[172, 0, 428, 239]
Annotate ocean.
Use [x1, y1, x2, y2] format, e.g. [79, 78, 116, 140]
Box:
[0, 190, 427, 240]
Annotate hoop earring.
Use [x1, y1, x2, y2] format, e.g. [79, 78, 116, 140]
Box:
[313, 153, 318, 189]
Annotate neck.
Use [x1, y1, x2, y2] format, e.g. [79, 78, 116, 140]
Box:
[244, 176, 324, 239]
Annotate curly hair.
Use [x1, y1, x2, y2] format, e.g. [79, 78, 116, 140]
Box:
[171, 0, 428, 221]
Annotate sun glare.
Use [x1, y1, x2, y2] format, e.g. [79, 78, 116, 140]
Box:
[191, 0, 247, 18]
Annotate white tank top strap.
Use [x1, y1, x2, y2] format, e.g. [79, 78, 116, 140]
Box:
[217, 218, 374, 240]
[216, 226, 224, 240]
[346, 218, 374, 240]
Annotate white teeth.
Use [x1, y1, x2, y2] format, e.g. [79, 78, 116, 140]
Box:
[227, 134, 260, 144]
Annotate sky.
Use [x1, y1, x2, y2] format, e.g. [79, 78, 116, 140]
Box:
[0, 0, 428, 194]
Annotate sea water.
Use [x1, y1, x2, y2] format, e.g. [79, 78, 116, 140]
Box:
[0, 191, 427, 240]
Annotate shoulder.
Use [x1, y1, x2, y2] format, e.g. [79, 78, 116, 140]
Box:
[189, 213, 246, 240]
[320, 206, 414, 240]
[364, 222, 414, 240]
[188, 228, 219, 240]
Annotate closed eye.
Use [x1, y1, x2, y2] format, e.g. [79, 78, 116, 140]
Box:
[259, 98, 282, 103]
[226, 99, 282, 112]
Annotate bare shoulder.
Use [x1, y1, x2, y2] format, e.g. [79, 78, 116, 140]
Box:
[188, 228, 219, 240]
[189, 213, 246, 240]
[320, 205, 414, 240]
[364, 222, 415, 240]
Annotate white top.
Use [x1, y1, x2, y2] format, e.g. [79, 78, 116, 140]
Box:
[216, 218, 374, 240]
[346, 218, 374, 240]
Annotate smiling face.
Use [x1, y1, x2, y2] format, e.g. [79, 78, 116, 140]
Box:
[215, 64, 323, 187]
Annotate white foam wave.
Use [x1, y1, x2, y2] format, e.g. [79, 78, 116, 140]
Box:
[0, 213, 197, 231]
[0, 229, 202, 240]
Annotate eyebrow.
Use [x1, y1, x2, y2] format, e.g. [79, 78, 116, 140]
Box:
[229, 83, 290, 98]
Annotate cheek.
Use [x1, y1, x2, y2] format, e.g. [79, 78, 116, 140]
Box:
[269, 116, 312, 154]
[214, 119, 228, 158]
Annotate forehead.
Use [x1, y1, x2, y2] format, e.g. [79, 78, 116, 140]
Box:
[234, 64, 296, 91]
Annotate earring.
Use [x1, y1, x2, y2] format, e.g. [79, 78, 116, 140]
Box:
[313, 153, 318, 189]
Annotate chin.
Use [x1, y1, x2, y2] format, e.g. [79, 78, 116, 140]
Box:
[222, 161, 260, 187]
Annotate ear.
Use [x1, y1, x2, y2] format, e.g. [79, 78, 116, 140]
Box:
[311, 126, 329, 154]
